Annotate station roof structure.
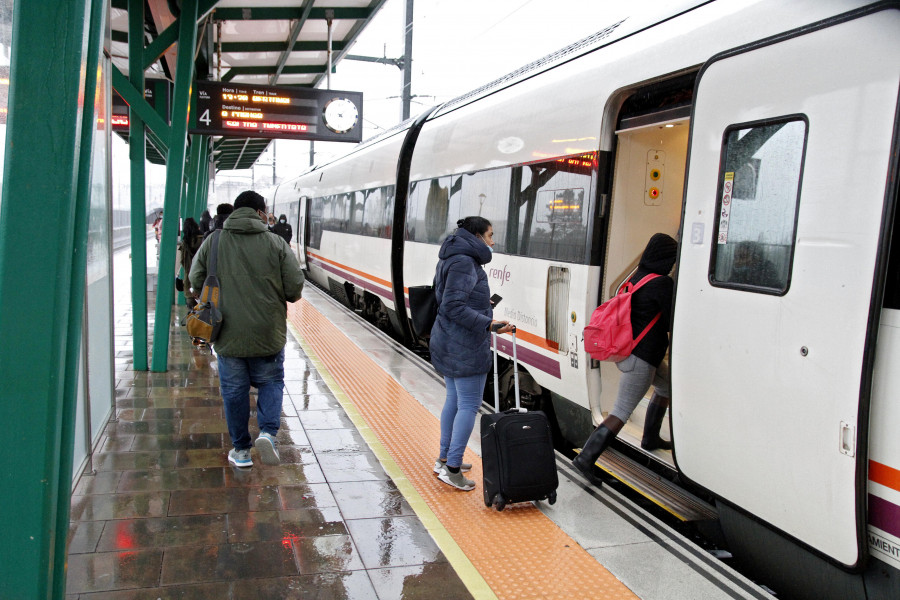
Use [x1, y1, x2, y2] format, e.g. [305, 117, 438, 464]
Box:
[109, 0, 386, 170]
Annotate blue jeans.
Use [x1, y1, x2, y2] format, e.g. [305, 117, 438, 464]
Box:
[217, 349, 285, 450]
[439, 373, 487, 468]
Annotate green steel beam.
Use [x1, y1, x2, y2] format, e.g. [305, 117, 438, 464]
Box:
[0, 0, 93, 597]
[220, 40, 346, 53]
[214, 6, 373, 20]
[128, 0, 148, 371]
[151, 0, 199, 372]
[54, 0, 106, 592]
[142, 18, 179, 70]
[111, 66, 172, 140]
[186, 135, 204, 220]
[198, 139, 211, 217]
[112, 28, 127, 43]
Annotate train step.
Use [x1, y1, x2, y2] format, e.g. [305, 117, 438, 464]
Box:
[573, 447, 717, 522]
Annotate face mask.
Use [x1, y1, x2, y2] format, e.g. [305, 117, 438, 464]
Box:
[280, 219, 286, 223]
[482, 235, 493, 252]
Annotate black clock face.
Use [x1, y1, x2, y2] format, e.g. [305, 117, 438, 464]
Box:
[323, 98, 359, 134]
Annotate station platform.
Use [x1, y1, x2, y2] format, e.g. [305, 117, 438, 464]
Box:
[65, 254, 774, 599]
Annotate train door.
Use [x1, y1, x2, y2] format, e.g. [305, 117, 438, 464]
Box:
[671, 9, 900, 568]
[591, 100, 689, 456]
[296, 195, 308, 269]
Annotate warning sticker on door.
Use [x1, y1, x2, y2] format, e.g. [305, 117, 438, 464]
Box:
[717, 172, 734, 244]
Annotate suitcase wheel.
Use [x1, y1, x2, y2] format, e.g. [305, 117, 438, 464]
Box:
[493, 493, 507, 512]
[484, 494, 493, 508]
[548, 491, 557, 505]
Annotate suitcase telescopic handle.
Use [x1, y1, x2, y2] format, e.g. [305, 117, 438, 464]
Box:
[492, 331, 500, 412]
[491, 326, 523, 413]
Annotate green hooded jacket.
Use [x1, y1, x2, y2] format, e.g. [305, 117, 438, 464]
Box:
[189, 206, 304, 357]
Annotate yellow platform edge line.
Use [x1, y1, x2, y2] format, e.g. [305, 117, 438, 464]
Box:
[288, 322, 499, 600]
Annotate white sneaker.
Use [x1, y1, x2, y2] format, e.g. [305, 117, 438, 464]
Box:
[256, 432, 280, 465]
[228, 448, 252, 468]
[437, 467, 476, 491]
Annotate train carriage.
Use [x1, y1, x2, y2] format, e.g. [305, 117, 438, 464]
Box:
[273, 2, 900, 598]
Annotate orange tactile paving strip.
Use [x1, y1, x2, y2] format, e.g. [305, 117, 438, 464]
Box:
[288, 299, 638, 600]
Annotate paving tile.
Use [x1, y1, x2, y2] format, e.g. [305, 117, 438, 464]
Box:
[297, 409, 356, 430]
[368, 563, 474, 600]
[305, 429, 367, 454]
[285, 380, 334, 396]
[291, 534, 366, 575]
[67, 520, 104, 554]
[65, 549, 163, 593]
[316, 451, 390, 483]
[130, 433, 224, 451]
[76, 581, 233, 599]
[100, 434, 134, 453]
[113, 419, 181, 435]
[346, 516, 446, 569]
[96, 514, 227, 551]
[226, 507, 347, 543]
[330, 481, 414, 520]
[91, 451, 178, 472]
[224, 462, 326, 486]
[179, 418, 231, 434]
[70, 492, 170, 521]
[161, 541, 298, 584]
[279, 483, 339, 510]
[117, 468, 227, 492]
[173, 448, 230, 469]
[73, 471, 123, 495]
[290, 394, 342, 412]
[168, 486, 281, 515]
[230, 571, 377, 599]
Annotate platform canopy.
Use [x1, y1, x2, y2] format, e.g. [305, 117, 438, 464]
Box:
[109, 0, 385, 169]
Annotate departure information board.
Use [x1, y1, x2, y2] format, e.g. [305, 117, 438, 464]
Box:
[189, 81, 363, 143]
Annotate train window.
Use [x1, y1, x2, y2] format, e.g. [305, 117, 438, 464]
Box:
[456, 169, 511, 249]
[710, 118, 807, 294]
[308, 197, 324, 249]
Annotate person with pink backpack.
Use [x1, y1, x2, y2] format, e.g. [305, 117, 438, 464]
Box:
[573, 233, 678, 486]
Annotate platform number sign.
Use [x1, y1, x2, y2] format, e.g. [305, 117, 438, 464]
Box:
[189, 81, 363, 143]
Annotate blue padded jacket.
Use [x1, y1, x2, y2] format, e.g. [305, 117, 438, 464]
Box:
[429, 228, 494, 378]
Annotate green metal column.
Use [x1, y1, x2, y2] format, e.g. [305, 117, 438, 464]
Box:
[54, 0, 106, 596]
[0, 0, 95, 596]
[128, 0, 148, 371]
[186, 134, 204, 219]
[197, 138, 211, 219]
[151, 0, 199, 371]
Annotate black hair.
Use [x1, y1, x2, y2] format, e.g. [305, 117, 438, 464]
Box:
[233, 190, 266, 212]
[278, 214, 287, 221]
[182, 217, 200, 240]
[456, 216, 491, 236]
[216, 203, 235, 216]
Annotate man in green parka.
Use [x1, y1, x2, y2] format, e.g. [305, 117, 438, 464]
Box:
[190, 190, 305, 468]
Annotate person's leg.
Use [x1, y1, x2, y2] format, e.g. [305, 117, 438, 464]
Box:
[573, 355, 654, 485]
[641, 358, 672, 450]
[438, 376, 459, 463]
[445, 372, 487, 469]
[249, 349, 285, 465]
[250, 349, 286, 437]
[217, 354, 252, 450]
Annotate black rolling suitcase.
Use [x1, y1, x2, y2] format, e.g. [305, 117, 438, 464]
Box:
[481, 326, 558, 511]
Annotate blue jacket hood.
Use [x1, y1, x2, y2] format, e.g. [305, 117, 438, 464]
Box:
[438, 228, 493, 265]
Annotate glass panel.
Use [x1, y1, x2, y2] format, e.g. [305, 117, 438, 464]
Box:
[0, 0, 12, 211]
[712, 119, 807, 292]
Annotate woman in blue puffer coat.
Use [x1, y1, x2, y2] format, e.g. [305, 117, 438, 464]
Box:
[430, 216, 512, 491]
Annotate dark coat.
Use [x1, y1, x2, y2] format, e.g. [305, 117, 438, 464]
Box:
[429, 228, 494, 378]
[272, 221, 292, 244]
[629, 233, 677, 367]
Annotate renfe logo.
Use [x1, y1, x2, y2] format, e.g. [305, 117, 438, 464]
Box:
[488, 265, 511, 286]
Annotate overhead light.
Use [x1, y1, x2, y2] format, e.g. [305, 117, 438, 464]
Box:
[665, 124, 675, 128]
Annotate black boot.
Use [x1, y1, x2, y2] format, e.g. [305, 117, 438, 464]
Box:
[641, 394, 673, 451]
[572, 425, 616, 487]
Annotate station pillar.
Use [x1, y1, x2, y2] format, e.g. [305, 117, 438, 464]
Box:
[0, 0, 104, 597]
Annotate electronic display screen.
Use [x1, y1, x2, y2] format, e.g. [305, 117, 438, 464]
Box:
[189, 81, 363, 143]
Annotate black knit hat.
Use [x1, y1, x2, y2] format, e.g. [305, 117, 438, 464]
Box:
[639, 233, 678, 275]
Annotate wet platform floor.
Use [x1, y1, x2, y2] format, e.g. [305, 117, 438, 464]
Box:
[66, 300, 472, 599]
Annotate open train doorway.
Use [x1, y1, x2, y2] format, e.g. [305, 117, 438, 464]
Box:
[589, 75, 694, 466]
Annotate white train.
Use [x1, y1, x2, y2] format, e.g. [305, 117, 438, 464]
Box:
[272, 2, 900, 598]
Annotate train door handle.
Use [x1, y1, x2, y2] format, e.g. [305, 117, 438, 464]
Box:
[839, 421, 856, 457]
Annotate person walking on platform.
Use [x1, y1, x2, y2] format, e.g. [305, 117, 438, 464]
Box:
[273, 213, 292, 244]
[207, 203, 233, 238]
[190, 190, 304, 469]
[573, 233, 677, 486]
[199, 209, 212, 235]
[430, 216, 512, 491]
[179, 217, 203, 310]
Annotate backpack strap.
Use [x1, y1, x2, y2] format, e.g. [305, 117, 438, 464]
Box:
[626, 272, 662, 346]
[207, 230, 221, 277]
[621, 272, 660, 294]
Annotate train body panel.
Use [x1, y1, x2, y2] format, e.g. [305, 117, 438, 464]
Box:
[272, 1, 900, 595]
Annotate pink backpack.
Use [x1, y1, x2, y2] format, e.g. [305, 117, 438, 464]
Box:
[583, 273, 661, 362]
